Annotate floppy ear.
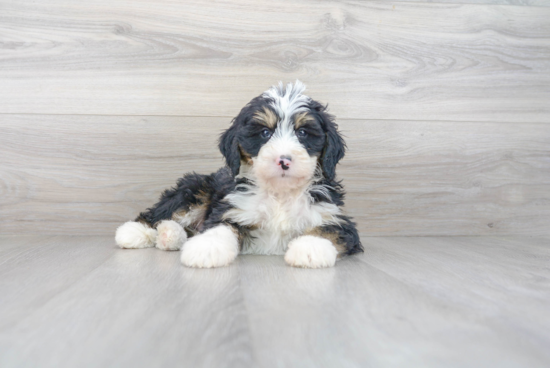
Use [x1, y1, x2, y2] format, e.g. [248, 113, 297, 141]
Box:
[317, 106, 346, 181]
[218, 122, 241, 177]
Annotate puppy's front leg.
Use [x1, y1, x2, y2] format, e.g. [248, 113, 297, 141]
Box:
[180, 225, 239, 268]
[284, 235, 338, 269]
[285, 218, 362, 268]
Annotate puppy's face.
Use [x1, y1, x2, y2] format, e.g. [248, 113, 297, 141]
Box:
[220, 81, 345, 190]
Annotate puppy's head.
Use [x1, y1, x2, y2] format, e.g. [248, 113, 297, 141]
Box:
[219, 81, 345, 190]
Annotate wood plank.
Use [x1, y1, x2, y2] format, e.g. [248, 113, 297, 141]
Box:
[1, 1, 550, 122]
[342, 119, 550, 236]
[357, 236, 550, 365]
[0, 235, 254, 368]
[0, 114, 225, 236]
[237, 236, 550, 367]
[0, 236, 114, 330]
[391, 0, 550, 6]
[1, 235, 549, 367]
[1, 114, 549, 236]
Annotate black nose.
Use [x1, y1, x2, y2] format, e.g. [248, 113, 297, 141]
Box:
[279, 160, 290, 170]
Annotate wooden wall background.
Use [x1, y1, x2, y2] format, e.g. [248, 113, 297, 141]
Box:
[1, 0, 549, 236]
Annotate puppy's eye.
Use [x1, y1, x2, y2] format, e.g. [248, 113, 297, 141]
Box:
[260, 128, 272, 139]
[296, 128, 307, 138]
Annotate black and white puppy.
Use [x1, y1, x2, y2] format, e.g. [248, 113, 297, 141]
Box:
[115, 81, 363, 268]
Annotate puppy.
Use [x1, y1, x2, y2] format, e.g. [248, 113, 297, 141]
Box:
[115, 81, 363, 268]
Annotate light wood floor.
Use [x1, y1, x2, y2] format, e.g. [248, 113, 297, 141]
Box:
[1, 235, 549, 367]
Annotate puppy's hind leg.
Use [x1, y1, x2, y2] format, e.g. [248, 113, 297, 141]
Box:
[116, 171, 216, 250]
[115, 218, 187, 251]
[155, 220, 187, 251]
[115, 221, 157, 249]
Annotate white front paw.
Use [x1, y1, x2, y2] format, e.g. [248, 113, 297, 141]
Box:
[284, 235, 337, 268]
[180, 225, 239, 268]
[156, 220, 187, 251]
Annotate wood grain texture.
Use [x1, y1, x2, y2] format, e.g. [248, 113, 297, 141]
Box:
[392, 0, 550, 6]
[240, 236, 550, 367]
[1, 0, 550, 122]
[0, 236, 253, 368]
[0, 235, 549, 367]
[1, 114, 549, 236]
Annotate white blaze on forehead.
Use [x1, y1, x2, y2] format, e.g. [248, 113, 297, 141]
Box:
[252, 81, 317, 190]
[262, 80, 311, 139]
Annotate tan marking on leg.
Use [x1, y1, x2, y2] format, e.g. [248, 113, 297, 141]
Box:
[196, 189, 211, 207]
[171, 209, 188, 223]
[226, 224, 245, 250]
[172, 204, 208, 235]
[304, 227, 346, 256]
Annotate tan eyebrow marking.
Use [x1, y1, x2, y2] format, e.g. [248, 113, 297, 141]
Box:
[254, 107, 277, 128]
[294, 112, 315, 128]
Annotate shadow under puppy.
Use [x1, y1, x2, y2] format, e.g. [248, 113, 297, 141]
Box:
[115, 81, 363, 268]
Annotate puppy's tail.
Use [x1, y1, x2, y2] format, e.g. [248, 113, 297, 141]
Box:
[115, 221, 157, 249]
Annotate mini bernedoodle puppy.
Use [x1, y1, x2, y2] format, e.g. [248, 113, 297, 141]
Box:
[115, 81, 363, 268]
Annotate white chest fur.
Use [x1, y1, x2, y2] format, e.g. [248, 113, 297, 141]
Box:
[223, 188, 341, 255]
